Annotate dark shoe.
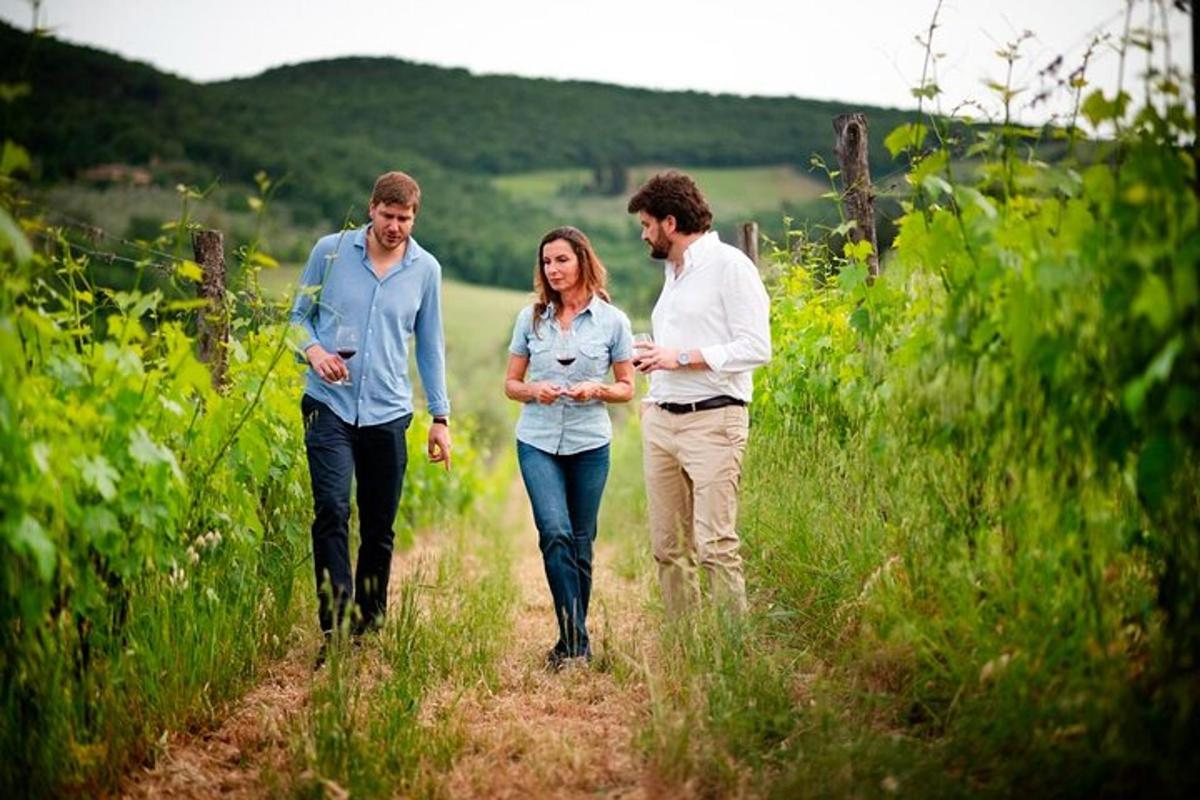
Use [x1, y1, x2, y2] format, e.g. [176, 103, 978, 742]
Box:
[545, 647, 567, 672]
[313, 638, 331, 672]
[545, 646, 591, 672]
[352, 614, 383, 639]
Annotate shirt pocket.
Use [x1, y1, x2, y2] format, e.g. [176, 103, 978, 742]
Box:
[526, 336, 553, 381]
[575, 341, 610, 381]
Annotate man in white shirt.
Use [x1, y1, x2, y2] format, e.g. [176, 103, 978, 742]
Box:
[627, 171, 771, 616]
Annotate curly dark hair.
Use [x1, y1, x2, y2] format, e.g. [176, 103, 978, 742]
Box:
[626, 171, 712, 234]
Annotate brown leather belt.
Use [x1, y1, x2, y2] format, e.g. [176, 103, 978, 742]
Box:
[657, 395, 746, 414]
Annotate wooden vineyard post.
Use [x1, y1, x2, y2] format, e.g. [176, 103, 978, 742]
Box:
[738, 221, 759, 266]
[833, 113, 880, 278]
[192, 229, 229, 390]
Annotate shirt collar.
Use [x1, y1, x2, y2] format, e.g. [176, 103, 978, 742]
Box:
[542, 293, 601, 319]
[683, 231, 719, 268]
[665, 231, 719, 281]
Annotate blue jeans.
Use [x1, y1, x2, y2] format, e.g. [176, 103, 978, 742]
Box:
[516, 440, 611, 658]
[302, 394, 412, 635]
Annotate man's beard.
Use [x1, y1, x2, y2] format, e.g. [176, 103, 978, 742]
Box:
[647, 236, 669, 260]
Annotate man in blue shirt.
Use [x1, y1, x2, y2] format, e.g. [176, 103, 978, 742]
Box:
[289, 171, 451, 656]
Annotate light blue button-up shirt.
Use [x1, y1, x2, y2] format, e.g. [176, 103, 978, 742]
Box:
[509, 295, 633, 455]
[289, 225, 449, 426]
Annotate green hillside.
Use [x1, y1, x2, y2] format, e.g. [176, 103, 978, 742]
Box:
[0, 21, 912, 312]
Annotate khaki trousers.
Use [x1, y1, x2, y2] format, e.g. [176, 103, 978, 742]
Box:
[641, 403, 749, 616]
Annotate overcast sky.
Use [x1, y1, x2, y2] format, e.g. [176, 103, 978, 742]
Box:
[0, 1, 1190, 124]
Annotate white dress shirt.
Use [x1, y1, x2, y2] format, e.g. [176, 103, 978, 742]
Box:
[647, 231, 771, 404]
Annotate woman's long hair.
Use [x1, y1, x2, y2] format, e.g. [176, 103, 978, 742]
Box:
[532, 226, 610, 337]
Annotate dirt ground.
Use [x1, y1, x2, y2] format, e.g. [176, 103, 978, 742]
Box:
[120, 483, 659, 798]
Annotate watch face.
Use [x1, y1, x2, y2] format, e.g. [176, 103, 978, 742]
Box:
[678, 351, 690, 366]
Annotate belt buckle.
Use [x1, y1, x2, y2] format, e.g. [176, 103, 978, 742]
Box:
[687, 401, 698, 413]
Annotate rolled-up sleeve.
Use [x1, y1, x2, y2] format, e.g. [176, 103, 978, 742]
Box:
[509, 306, 532, 356]
[699, 261, 771, 373]
[611, 309, 633, 362]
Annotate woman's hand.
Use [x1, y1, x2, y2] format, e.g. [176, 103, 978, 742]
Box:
[506, 355, 562, 405]
[564, 381, 603, 402]
[530, 381, 563, 405]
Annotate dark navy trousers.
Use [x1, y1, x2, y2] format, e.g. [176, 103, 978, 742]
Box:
[302, 394, 411, 634]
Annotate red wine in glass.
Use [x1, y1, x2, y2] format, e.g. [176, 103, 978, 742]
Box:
[332, 325, 359, 386]
[553, 326, 576, 388]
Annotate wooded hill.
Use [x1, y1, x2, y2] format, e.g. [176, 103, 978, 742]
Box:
[0, 21, 915, 299]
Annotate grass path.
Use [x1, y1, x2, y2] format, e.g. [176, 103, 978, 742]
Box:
[437, 477, 656, 798]
[119, 473, 663, 798]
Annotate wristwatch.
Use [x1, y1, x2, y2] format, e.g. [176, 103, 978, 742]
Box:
[677, 350, 691, 367]
[432, 417, 449, 428]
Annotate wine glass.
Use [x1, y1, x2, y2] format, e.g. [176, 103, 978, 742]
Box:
[552, 325, 576, 388]
[332, 324, 359, 386]
[632, 332, 653, 370]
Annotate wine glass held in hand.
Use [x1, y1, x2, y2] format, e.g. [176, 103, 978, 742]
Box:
[332, 324, 359, 386]
[632, 332, 652, 370]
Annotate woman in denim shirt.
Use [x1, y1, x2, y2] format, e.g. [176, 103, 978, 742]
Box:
[505, 227, 634, 669]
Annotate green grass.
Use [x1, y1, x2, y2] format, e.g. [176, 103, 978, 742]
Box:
[438, 280, 532, 457]
[597, 406, 651, 583]
[291, 512, 516, 799]
[492, 163, 826, 229]
[622, 407, 1164, 797]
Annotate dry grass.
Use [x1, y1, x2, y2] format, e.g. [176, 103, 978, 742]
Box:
[120, 649, 311, 799]
[119, 533, 444, 799]
[437, 483, 658, 799]
[118, 476, 673, 799]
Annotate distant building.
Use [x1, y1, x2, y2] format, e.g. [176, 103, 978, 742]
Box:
[79, 163, 153, 187]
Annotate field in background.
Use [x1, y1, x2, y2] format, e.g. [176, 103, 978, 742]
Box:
[36, 162, 826, 327]
[42, 183, 322, 265]
[493, 163, 827, 227]
[437, 280, 532, 455]
[492, 163, 826, 319]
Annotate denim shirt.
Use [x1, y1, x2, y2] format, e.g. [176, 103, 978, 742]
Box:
[288, 226, 449, 426]
[509, 295, 633, 455]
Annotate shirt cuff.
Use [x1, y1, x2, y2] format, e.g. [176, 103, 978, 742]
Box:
[294, 338, 319, 365]
[699, 344, 730, 372]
